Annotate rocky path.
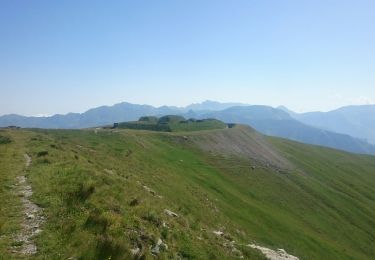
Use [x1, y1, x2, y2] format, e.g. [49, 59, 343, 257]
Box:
[248, 244, 299, 260]
[12, 154, 44, 256]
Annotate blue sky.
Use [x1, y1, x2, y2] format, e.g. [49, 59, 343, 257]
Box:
[1, 0, 374, 116]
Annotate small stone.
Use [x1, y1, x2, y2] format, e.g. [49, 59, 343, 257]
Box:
[26, 214, 35, 219]
[160, 242, 168, 251]
[164, 209, 178, 217]
[151, 238, 167, 255]
[151, 245, 160, 255]
[232, 248, 243, 258]
[213, 230, 224, 236]
[130, 247, 140, 255]
[33, 229, 42, 235]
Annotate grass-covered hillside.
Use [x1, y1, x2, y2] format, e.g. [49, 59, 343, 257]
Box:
[1, 126, 375, 259]
[115, 115, 228, 132]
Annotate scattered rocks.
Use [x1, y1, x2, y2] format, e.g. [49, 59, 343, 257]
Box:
[247, 244, 299, 260]
[232, 247, 244, 259]
[164, 209, 179, 217]
[151, 238, 168, 255]
[24, 154, 31, 168]
[143, 185, 156, 195]
[76, 144, 96, 153]
[160, 241, 168, 251]
[219, 233, 244, 259]
[139, 181, 163, 198]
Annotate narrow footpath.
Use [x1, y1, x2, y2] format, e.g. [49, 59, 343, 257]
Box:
[12, 154, 44, 256]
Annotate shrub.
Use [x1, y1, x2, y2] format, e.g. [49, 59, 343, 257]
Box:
[0, 135, 11, 144]
[96, 234, 128, 260]
[139, 116, 158, 123]
[77, 183, 95, 201]
[85, 210, 109, 233]
[66, 182, 95, 207]
[38, 158, 51, 164]
[142, 211, 161, 226]
[161, 227, 169, 239]
[129, 198, 140, 206]
[37, 150, 48, 157]
[158, 115, 186, 124]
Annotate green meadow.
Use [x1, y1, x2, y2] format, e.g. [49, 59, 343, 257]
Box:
[1, 125, 375, 259]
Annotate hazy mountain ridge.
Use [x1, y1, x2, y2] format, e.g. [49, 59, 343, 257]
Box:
[0, 103, 179, 129]
[1, 101, 375, 155]
[0, 101, 240, 129]
[197, 106, 375, 155]
[287, 105, 375, 145]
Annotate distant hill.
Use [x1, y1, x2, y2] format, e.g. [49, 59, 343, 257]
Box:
[116, 115, 228, 132]
[199, 106, 375, 155]
[287, 105, 375, 145]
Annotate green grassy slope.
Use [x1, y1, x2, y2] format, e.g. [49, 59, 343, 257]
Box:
[0, 126, 374, 259]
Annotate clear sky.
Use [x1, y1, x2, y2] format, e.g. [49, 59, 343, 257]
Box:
[1, 0, 374, 116]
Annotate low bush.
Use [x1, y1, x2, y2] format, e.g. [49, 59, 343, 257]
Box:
[37, 150, 49, 157]
[0, 135, 11, 144]
[96, 234, 128, 260]
[85, 210, 109, 233]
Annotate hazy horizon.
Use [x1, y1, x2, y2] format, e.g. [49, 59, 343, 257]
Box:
[1, 99, 375, 118]
[1, 1, 374, 116]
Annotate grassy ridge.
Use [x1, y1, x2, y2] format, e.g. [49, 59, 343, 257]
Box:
[116, 116, 228, 132]
[0, 127, 375, 259]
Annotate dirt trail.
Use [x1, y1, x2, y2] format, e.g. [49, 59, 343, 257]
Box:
[12, 154, 44, 256]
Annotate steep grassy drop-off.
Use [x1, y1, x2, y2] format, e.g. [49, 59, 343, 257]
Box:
[0, 126, 375, 259]
[171, 126, 375, 259]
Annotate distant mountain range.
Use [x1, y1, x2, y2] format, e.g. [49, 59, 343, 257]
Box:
[195, 106, 375, 155]
[0, 101, 244, 129]
[1, 101, 375, 155]
[287, 105, 375, 145]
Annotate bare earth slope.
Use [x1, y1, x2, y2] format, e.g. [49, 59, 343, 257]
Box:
[186, 125, 292, 171]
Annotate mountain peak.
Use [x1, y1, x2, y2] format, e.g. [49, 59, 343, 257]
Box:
[277, 105, 297, 116]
